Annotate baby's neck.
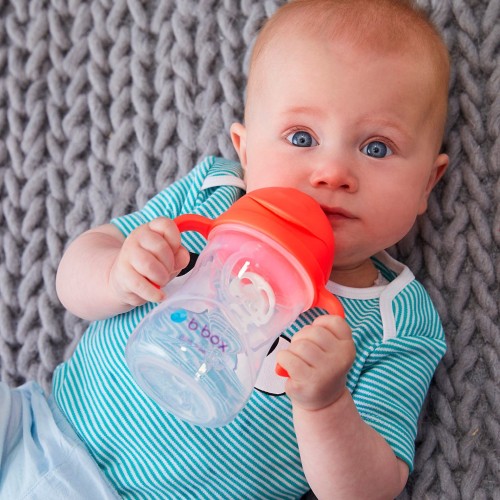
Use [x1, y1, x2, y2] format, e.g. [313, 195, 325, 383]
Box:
[330, 259, 379, 288]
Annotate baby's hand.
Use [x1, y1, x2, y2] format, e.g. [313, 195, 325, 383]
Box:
[276, 315, 355, 411]
[108, 217, 190, 307]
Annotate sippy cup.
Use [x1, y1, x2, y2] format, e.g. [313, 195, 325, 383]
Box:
[125, 187, 344, 427]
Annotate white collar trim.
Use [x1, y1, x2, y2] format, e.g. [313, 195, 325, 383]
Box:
[326, 251, 415, 342]
[201, 175, 246, 191]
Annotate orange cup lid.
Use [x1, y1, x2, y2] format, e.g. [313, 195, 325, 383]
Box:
[212, 187, 334, 288]
[175, 187, 343, 317]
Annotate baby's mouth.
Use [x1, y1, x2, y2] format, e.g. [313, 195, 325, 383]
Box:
[321, 206, 356, 221]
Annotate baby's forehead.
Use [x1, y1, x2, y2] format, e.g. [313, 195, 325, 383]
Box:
[250, 25, 447, 100]
[247, 2, 449, 123]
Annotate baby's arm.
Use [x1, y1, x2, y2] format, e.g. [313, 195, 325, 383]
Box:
[277, 316, 408, 499]
[56, 218, 190, 321]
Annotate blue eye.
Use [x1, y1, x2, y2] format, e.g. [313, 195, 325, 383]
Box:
[286, 131, 318, 148]
[361, 141, 393, 158]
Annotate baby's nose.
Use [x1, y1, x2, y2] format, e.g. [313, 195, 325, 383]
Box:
[309, 159, 358, 192]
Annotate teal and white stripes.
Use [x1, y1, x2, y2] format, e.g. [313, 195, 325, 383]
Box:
[53, 156, 445, 497]
[54, 311, 310, 498]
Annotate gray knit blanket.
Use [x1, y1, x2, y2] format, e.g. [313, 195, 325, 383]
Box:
[0, 1, 498, 498]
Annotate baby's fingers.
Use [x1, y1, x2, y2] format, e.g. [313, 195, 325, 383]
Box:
[148, 217, 183, 251]
[275, 347, 314, 381]
[311, 315, 352, 342]
[112, 264, 165, 306]
[147, 218, 190, 277]
[127, 246, 170, 292]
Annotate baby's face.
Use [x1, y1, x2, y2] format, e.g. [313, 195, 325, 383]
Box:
[231, 32, 448, 273]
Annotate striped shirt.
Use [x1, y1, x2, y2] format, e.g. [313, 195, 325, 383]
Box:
[52, 156, 446, 499]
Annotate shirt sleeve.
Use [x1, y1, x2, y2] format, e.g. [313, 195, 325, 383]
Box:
[110, 157, 212, 237]
[351, 282, 446, 471]
[110, 156, 245, 253]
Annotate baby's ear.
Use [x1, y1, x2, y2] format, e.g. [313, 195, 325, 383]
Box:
[434, 152, 449, 180]
[230, 122, 248, 169]
[418, 153, 449, 214]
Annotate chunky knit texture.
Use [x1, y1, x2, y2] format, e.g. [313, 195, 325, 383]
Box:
[0, 1, 498, 498]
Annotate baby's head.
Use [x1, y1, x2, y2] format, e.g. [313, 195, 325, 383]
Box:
[230, 0, 450, 276]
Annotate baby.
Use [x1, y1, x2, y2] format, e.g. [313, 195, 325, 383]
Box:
[1, 1, 450, 499]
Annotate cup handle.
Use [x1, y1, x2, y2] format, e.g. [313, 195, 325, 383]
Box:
[174, 213, 213, 238]
[275, 288, 344, 378]
[314, 288, 345, 318]
[144, 214, 212, 289]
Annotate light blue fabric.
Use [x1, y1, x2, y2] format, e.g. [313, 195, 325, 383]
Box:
[0, 381, 119, 500]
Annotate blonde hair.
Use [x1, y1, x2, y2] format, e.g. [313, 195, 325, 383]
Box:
[251, 0, 449, 64]
[247, 0, 450, 137]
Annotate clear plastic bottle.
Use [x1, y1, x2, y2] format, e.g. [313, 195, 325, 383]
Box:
[126, 187, 344, 427]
